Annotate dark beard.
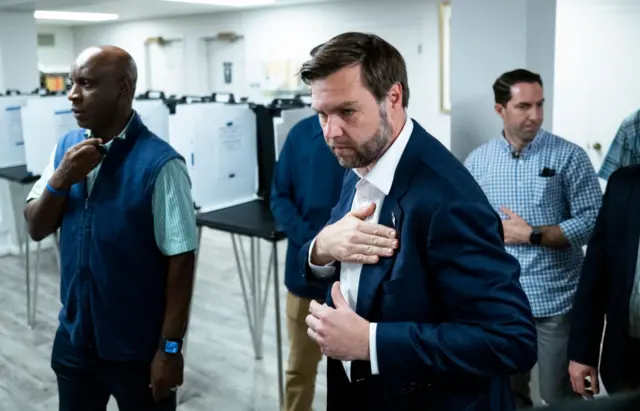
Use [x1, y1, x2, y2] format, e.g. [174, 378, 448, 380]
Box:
[334, 105, 393, 168]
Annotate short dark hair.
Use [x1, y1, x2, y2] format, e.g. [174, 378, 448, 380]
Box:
[299, 32, 409, 108]
[309, 43, 323, 57]
[493, 69, 543, 106]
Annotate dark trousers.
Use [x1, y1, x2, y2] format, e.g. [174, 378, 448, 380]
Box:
[617, 337, 640, 392]
[51, 328, 176, 411]
[326, 358, 372, 411]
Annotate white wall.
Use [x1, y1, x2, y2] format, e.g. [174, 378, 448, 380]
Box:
[526, 0, 556, 130]
[37, 25, 76, 73]
[0, 12, 39, 92]
[0, 13, 41, 256]
[449, 0, 556, 161]
[553, 0, 640, 173]
[71, 0, 452, 146]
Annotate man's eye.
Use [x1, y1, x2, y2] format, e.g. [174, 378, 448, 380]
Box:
[342, 109, 355, 117]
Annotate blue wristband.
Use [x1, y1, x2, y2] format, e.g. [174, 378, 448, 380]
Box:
[46, 183, 68, 197]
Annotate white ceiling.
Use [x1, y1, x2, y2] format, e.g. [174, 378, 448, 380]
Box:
[0, 0, 339, 25]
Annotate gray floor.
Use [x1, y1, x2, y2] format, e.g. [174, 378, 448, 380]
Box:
[0, 228, 327, 411]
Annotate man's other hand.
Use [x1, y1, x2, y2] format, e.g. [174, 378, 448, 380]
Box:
[306, 281, 370, 361]
[569, 360, 600, 398]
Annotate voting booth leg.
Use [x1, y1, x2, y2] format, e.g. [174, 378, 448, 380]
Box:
[178, 225, 202, 405]
[231, 235, 264, 358]
[31, 241, 41, 327]
[272, 240, 284, 409]
[23, 216, 32, 328]
[17, 183, 33, 327]
[30, 232, 57, 328]
[230, 234, 284, 407]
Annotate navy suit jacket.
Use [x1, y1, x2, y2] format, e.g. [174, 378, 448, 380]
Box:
[300, 120, 537, 411]
[568, 165, 640, 393]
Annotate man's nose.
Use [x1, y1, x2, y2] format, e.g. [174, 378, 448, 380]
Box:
[67, 84, 80, 102]
[323, 116, 344, 140]
[530, 107, 543, 122]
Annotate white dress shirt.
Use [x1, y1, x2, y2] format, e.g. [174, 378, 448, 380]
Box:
[309, 117, 414, 381]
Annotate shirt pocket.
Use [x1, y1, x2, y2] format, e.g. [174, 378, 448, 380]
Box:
[532, 174, 563, 207]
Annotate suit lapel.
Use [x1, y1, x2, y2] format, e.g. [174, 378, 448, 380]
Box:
[341, 172, 358, 216]
[355, 127, 422, 319]
[355, 199, 404, 318]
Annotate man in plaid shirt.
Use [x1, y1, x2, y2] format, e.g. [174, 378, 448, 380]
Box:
[465, 69, 602, 408]
[598, 109, 640, 181]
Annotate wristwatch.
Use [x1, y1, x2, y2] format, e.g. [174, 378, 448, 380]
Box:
[160, 337, 183, 355]
[529, 228, 542, 245]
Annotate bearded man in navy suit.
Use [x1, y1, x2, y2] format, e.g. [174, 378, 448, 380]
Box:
[300, 32, 538, 411]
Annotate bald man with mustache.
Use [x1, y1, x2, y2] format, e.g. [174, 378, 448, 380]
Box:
[24, 46, 197, 411]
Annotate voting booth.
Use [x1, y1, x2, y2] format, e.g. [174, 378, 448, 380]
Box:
[272, 106, 315, 161]
[22, 96, 76, 175]
[252, 99, 315, 200]
[0, 95, 31, 168]
[170, 102, 258, 212]
[133, 99, 170, 142]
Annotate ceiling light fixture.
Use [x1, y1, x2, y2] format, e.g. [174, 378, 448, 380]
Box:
[162, 0, 276, 7]
[34, 10, 119, 22]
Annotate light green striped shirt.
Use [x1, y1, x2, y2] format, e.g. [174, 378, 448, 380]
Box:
[26, 116, 197, 256]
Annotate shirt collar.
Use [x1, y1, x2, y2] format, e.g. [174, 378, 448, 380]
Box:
[84, 111, 136, 140]
[354, 116, 414, 196]
[499, 128, 546, 156]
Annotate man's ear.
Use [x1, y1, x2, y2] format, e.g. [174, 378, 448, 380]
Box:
[388, 82, 403, 109]
[120, 78, 132, 99]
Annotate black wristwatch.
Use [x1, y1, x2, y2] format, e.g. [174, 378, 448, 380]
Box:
[160, 337, 183, 355]
[529, 228, 542, 245]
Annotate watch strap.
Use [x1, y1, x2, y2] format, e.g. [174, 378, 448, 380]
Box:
[529, 228, 542, 245]
[160, 337, 183, 354]
[46, 183, 68, 197]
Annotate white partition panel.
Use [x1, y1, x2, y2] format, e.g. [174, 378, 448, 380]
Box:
[170, 103, 258, 212]
[134, 99, 170, 142]
[0, 95, 30, 167]
[22, 96, 76, 175]
[273, 107, 315, 161]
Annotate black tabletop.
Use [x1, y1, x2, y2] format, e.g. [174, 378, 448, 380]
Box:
[196, 199, 286, 242]
[0, 165, 40, 184]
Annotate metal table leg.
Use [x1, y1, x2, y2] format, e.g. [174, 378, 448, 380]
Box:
[23, 216, 32, 328]
[230, 234, 283, 407]
[272, 241, 284, 409]
[29, 231, 53, 328]
[30, 241, 41, 327]
[178, 225, 202, 405]
[14, 182, 33, 328]
[179, 228, 283, 407]
[231, 235, 259, 357]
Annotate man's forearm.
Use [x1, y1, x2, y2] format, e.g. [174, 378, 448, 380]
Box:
[24, 193, 68, 242]
[539, 225, 570, 249]
[162, 251, 195, 340]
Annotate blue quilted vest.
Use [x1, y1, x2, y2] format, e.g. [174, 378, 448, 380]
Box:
[53, 113, 181, 361]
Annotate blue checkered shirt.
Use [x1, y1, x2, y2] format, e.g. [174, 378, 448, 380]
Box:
[464, 130, 602, 318]
[598, 109, 640, 181]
